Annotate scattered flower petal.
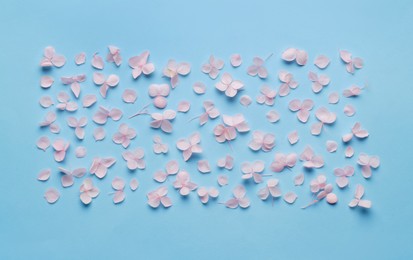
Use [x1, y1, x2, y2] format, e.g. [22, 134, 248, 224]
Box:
[240, 95, 252, 106]
[122, 89, 137, 103]
[36, 136, 50, 151]
[93, 127, 106, 141]
[91, 53, 104, 70]
[177, 101, 190, 113]
[75, 52, 86, 65]
[326, 140, 338, 153]
[75, 146, 87, 158]
[82, 94, 97, 108]
[217, 175, 228, 186]
[266, 110, 280, 123]
[130, 178, 139, 191]
[344, 104, 356, 116]
[40, 76, 54, 88]
[39, 95, 54, 108]
[314, 55, 330, 69]
[37, 169, 51, 181]
[328, 92, 340, 104]
[230, 54, 242, 67]
[283, 192, 297, 204]
[44, 188, 60, 204]
[288, 131, 299, 145]
[197, 160, 211, 173]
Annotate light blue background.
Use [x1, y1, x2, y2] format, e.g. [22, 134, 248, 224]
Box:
[1, 0, 413, 259]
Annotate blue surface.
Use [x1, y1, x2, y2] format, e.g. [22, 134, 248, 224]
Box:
[1, 0, 413, 259]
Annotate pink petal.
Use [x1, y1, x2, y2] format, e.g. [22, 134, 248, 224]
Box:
[336, 177, 349, 188]
[112, 177, 125, 191]
[113, 191, 125, 204]
[71, 82, 81, 98]
[225, 198, 239, 209]
[177, 101, 190, 112]
[37, 169, 51, 181]
[361, 166, 372, 178]
[328, 92, 340, 104]
[353, 57, 364, 69]
[288, 131, 299, 145]
[166, 160, 179, 175]
[266, 110, 280, 123]
[326, 140, 338, 153]
[122, 89, 137, 103]
[44, 188, 60, 204]
[340, 50, 352, 63]
[314, 55, 330, 69]
[36, 136, 50, 151]
[297, 110, 310, 123]
[193, 82, 206, 94]
[61, 175, 74, 187]
[230, 54, 242, 67]
[93, 127, 106, 141]
[283, 192, 297, 204]
[40, 76, 54, 89]
[233, 185, 246, 199]
[75, 52, 86, 65]
[240, 95, 252, 107]
[281, 48, 296, 61]
[310, 122, 323, 135]
[294, 173, 304, 186]
[154, 170, 168, 183]
[177, 62, 191, 75]
[39, 95, 54, 108]
[326, 193, 338, 204]
[217, 175, 228, 186]
[52, 54, 66, 67]
[344, 104, 356, 116]
[75, 146, 87, 158]
[82, 94, 97, 108]
[197, 160, 211, 173]
[345, 146, 354, 158]
[130, 178, 139, 191]
[91, 53, 104, 70]
[295, 50, 308, 65]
